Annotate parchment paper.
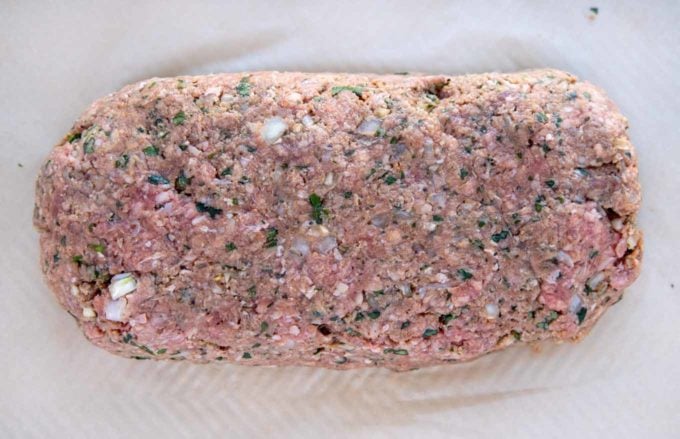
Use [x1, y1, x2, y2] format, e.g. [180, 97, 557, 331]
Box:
[1, 1, 678, 438]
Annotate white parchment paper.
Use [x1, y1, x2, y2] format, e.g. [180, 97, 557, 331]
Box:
[1, 1, 678, 438]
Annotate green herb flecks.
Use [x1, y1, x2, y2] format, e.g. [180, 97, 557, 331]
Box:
[236, 77, 251, 97]
[172, 110, 186, 125]
[459, 167, 469, 180]
[535, 112, 548, 123]
[331, 85, 364, 97]
[264, 227, 278, 248]
[308, 193, 328, 224]
[195, 201, 223, 219]
[401, 321, 411, 330]
[66, 132, 81, 143]
[147, 174, 170, 185]
[260, 321, 269, 334]
[143, 145, 159, 156]
[545, 179, 556, 188]
[343, 191, 353, 199]
[83, 137, 95, 154]
[115, 154, 129, 169]
[422, 328, 438, 338]
[577, 307, 588, 324]
[457, 268, 473, 281]
[174, 170, 191, 193]
[536, 311, 559, 330]
[220, 167, 232, 177]
[491, 229, 510, 243]
[225, 242, 237, 252]
[88, 243, 105, 254]
[534, 195, 546, 213]
[511, 330, 522, 341]
[247, 285, 257, 298]
[383, 174, 398, 185]
[590, 7, 599, 15]
[439, 313, 454, 325]
[432, 214, 444, 222]
[367, 310, 381, 319]
[242, 352, 252, 359]
[384, 348, 408, 355]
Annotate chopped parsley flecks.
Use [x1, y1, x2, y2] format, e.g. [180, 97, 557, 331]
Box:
[432, 214, 444, 222]
[511, 330, 522, 341]
[491, 229, 510, 243]
[143, 145, 159, 156]
[260, 321, 269, 333]
[175, 170, 191, 193]
[439, 313, 454, 325]
[459, 167, 469, 180]
[220, 167, 232, 177]
[147, 174, 169, 185]
[422, 328, 438, 338]
[536, 311, 559, 330]
[236, 77, 251, 97]
[225, 242, 237, 252]
[577, 307, 588, 324]
[367, 310, 381, 319]
[88, 243, 106, 254]
[566, 91, 578, 101]
[383, 174, 398, 185]
[115, 154, 129, 169]
[535, 112, 548, 123]
[478, 220, 486, 228]
[401, 321, 411, 330]
[195, 201, 222, 219]
[71, 255, 83, 265]
[172, 110, 186, 125]
[384, 348, 408, 355]
[242, 352, 252, 359]
[83, 137, 95, 154]
[545, 179, 556, 188]
[535, 195, 546, 212]
[66, 132, 81, 143]
[343, 191, 353, 199]
[309, 193, 327, 224]
[264, 227, 278, 248]
[457, 268, 473, 281]
[331, 85, 364, 97]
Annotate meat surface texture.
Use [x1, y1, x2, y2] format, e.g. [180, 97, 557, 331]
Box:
[34, 69, 642, 370]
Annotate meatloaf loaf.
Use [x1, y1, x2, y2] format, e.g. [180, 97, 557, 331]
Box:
[34, 69, 642, 370]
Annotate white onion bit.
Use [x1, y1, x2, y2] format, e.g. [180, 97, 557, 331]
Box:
[104, 298, 127, 322]
[261, 117, 288, 144]
[556, 250, 574, 268]
[356, 118, 382, 136]
[334, 282, 349, 296]
[82, 307, 96, 319]
[569, 294, 582, 313]
[586, 272, 606, 290]
[109, 273, 137, 299]
[316, 236, 338, 254]
[290, 237, 310, 256]
[485, 303, 500, 319]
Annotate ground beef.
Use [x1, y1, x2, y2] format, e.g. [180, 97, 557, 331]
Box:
[34, 69, 642, 370]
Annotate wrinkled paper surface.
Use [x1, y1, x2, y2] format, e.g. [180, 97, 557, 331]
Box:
[1, 1, 678, 437]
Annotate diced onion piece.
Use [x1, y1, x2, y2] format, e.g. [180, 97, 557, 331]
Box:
[569, 294, 582, 313]
[587, 272, 606, 290]
[109, 273, 137, 299]
[291, 237, 310, 256]
[356, 118, 381, 136]
[82, 307, 96, 318]
[334, 282, 349, 296]
[316, 236, 338, 254]
[261, 117, 288, 144]
[485, 303, 500, 319]
[104, 298, 126, 322]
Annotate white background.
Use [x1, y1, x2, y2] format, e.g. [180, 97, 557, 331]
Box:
[1, 1, 678, 438]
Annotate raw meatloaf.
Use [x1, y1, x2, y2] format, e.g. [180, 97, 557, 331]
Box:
[34, 69, 642, 370]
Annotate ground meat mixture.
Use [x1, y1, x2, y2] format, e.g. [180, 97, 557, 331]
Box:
[34, 69, 642, 370]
